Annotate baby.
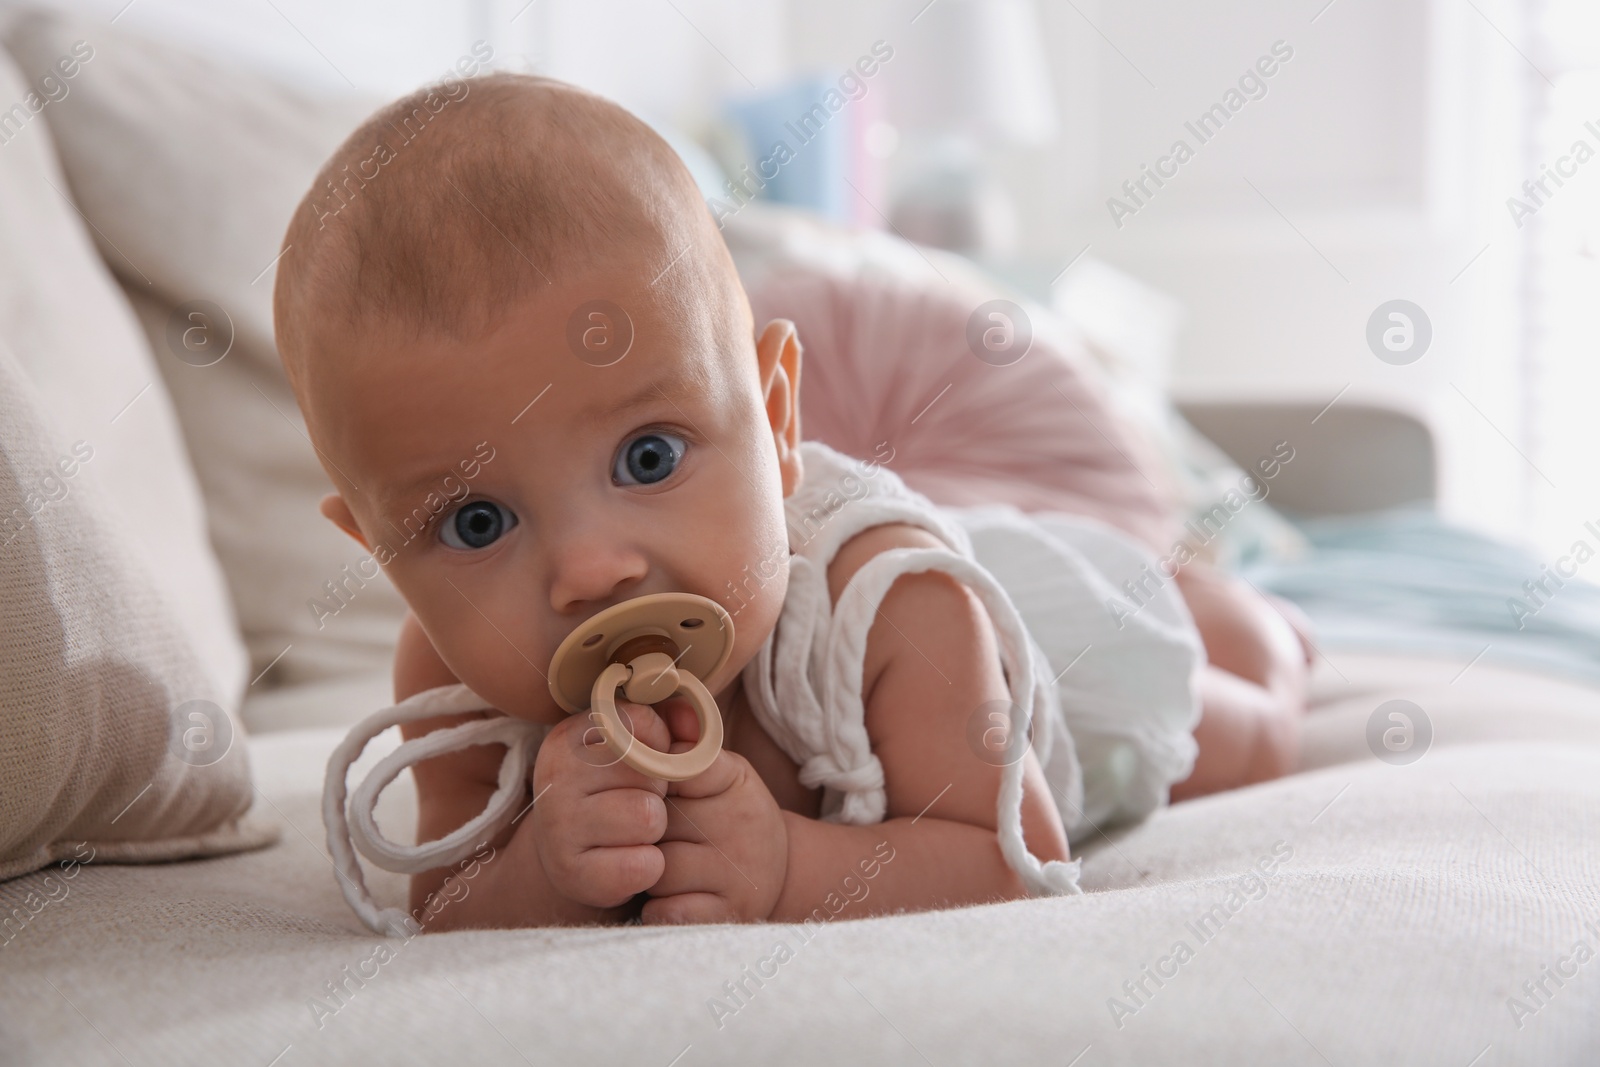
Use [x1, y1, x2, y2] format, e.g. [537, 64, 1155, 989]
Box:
[278, 74, 1309, 931]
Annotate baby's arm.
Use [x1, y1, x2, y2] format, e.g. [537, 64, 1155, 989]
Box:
[393, 612, 656, 930]
[766, 524, 1071, 922]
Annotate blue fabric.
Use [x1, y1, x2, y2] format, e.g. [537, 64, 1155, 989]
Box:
[1240, 507, 1600, 687]
[724, 77, 851, 221]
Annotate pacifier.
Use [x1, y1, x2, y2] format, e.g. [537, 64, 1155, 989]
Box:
[547, 592, 735, 781]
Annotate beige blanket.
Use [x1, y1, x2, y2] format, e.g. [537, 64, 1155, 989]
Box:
[3, 652, 1599, 1065]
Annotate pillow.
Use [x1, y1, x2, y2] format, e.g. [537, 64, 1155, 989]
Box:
[0, 25, 246, 705]
[725, 206, 1185, 553]
[0, 341, 277, 879]
[2, 11, 406, 704]
[728, 206, 1310, 571]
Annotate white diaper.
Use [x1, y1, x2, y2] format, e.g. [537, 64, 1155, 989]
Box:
[737, 441, 1203, 876]
[949, 505, 1203, 839]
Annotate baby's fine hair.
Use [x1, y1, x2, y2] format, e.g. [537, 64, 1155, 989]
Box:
[273, 72, 707, 390]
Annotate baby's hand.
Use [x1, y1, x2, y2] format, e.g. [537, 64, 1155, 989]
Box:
[642, 702, 788, 924]
[529, 701, 674, 911]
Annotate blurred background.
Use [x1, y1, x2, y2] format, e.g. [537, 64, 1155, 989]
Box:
[28, 0, 1598, 557]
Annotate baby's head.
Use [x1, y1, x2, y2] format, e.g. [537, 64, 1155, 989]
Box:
[274, 74, 802, 722]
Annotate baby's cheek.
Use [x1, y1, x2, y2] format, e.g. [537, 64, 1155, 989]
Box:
[408, 581, 560, 722]
[721, 551, 789, 681]
[472, 642, 566, 722]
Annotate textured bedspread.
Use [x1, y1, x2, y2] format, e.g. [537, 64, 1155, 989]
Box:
[4, 653, 1599, 1066]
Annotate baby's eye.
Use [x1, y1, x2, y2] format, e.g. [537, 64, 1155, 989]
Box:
[439, 500, 516, 550]
[614, 432, 686, 486]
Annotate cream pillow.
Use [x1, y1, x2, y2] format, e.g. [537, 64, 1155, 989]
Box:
[0, 32, 270, 876]
[2, 12, 406, 706]
[0, 24, 247, 706]
[0, 342, 277, 879]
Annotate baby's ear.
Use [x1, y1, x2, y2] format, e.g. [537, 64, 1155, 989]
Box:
[755, 318, 803, 497]
[319, 492, 372, 550]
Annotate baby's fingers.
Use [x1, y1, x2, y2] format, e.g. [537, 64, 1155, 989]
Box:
[548, 701, 674, 793]
[640, 891, 736, 926]
[665, 748, 748, 800]
[657, 696, 700, 749]
[609, 698, 676, 756]
[584, 787, 668, 847]
[552, 843, 664, 910]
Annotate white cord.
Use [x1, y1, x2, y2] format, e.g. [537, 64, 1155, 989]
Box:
[322, 683, 548, 937]
[743, 546, 1083, 898]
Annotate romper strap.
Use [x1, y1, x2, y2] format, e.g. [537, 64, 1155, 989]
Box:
[823, 546, 1083, 897]
[322, 683, 547, 937]
[742, 554, 833, 782]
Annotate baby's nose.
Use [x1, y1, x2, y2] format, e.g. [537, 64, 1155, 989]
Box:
[546, 534, 650, 615]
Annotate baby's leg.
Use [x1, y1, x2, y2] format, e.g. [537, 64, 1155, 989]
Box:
[1169, 562, 1313, 800]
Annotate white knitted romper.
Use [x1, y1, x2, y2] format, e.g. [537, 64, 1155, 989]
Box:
[324, 440, 1203, 936]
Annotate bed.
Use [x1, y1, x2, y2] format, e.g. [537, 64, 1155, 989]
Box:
[7, 655, 1600, 1065]
[2, 9, 1598, 1065]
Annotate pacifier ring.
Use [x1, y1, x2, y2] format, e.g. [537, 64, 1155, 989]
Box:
[587, 660, 724, 781]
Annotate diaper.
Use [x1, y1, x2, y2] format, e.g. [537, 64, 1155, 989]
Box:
[948, 504, 1204, 839]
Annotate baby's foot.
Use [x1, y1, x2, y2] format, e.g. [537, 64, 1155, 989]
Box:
[1264, 594, 1317, 669]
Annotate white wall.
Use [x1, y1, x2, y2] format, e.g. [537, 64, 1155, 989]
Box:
[788, 0, 1536, 545]
[1060, 0, 1532, 545]
[15, 0, 788, 118]
[19, 0, 485, 93]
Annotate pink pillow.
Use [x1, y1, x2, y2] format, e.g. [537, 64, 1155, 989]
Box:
[746, 264, 1181, 554]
